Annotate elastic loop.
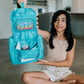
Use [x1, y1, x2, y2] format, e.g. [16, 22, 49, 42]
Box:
[21, 3, 24, 8]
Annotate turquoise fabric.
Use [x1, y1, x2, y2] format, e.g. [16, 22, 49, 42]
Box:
[9, 3, 44, 65]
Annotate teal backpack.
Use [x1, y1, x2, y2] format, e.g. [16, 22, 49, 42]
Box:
[9, 3, 44, 65]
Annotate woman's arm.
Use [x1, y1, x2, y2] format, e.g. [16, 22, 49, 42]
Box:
[34, 38, 76, 67]
[37, 29, 50, 40]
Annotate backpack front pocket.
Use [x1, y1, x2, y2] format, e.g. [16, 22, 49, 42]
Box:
[15, 46, 39, 63]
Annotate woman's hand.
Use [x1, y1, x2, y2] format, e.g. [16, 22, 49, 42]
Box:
[33, 59, 50, 65]
[17, 0, 27, 8]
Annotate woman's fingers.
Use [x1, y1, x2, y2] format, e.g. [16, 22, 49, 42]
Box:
[33, 62, 43, 64]
[17, 0, 21, 6]
[17, 0, 27, 8]
[33, 59, 49, 65]
[63, 80, 76, 83]
[33, 59, 43, 64]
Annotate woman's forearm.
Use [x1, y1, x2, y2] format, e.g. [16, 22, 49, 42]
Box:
[37, 28, 50, 39]
[34, 59, 72, 67]
[48, 60, 71, 67]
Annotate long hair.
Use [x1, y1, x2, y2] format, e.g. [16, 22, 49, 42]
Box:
[49, 10, 74, 51]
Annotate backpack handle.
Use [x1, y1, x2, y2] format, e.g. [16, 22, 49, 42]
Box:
[21, 2, 24, 8]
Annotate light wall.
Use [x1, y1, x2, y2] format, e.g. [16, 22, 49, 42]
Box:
[58, 0, 63, 10]
[47, 0, 56, 12]
[72, 0, 84, 13]
[57, 0, 84, 13]
[78, 0, 84, 13]
[63, 0, 72, 10]
[58, 0, 72, 11]
[72, 0, 78, 12]
[0, 0, 13, 39]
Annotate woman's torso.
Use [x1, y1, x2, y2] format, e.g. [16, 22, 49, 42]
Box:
[46, 37, 68, 62]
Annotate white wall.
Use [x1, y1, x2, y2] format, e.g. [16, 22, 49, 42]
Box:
[72, 0, 84, 13]
[57, 0, 72, 11]
[58, 0, 63, 10]
[0, 0, 13, 39]
[78, 0, 84, 13]
[72, 0, 78, 12]
[63, 0, 72, 10]
[47, 0, 56, 12]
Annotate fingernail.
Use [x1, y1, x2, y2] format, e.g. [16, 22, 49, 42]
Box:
[73, 80, 76, 82]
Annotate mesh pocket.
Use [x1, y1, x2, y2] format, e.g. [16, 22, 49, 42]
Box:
[15, 47, 38, 63]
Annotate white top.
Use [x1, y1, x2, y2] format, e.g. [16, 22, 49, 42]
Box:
[46, 37, 68, 62]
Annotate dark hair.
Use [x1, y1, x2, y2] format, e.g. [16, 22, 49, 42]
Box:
[49, 10, 74, 51]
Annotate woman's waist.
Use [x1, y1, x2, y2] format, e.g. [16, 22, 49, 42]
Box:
[43, 65, 69, 72]
[46, 56, 66, 62]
